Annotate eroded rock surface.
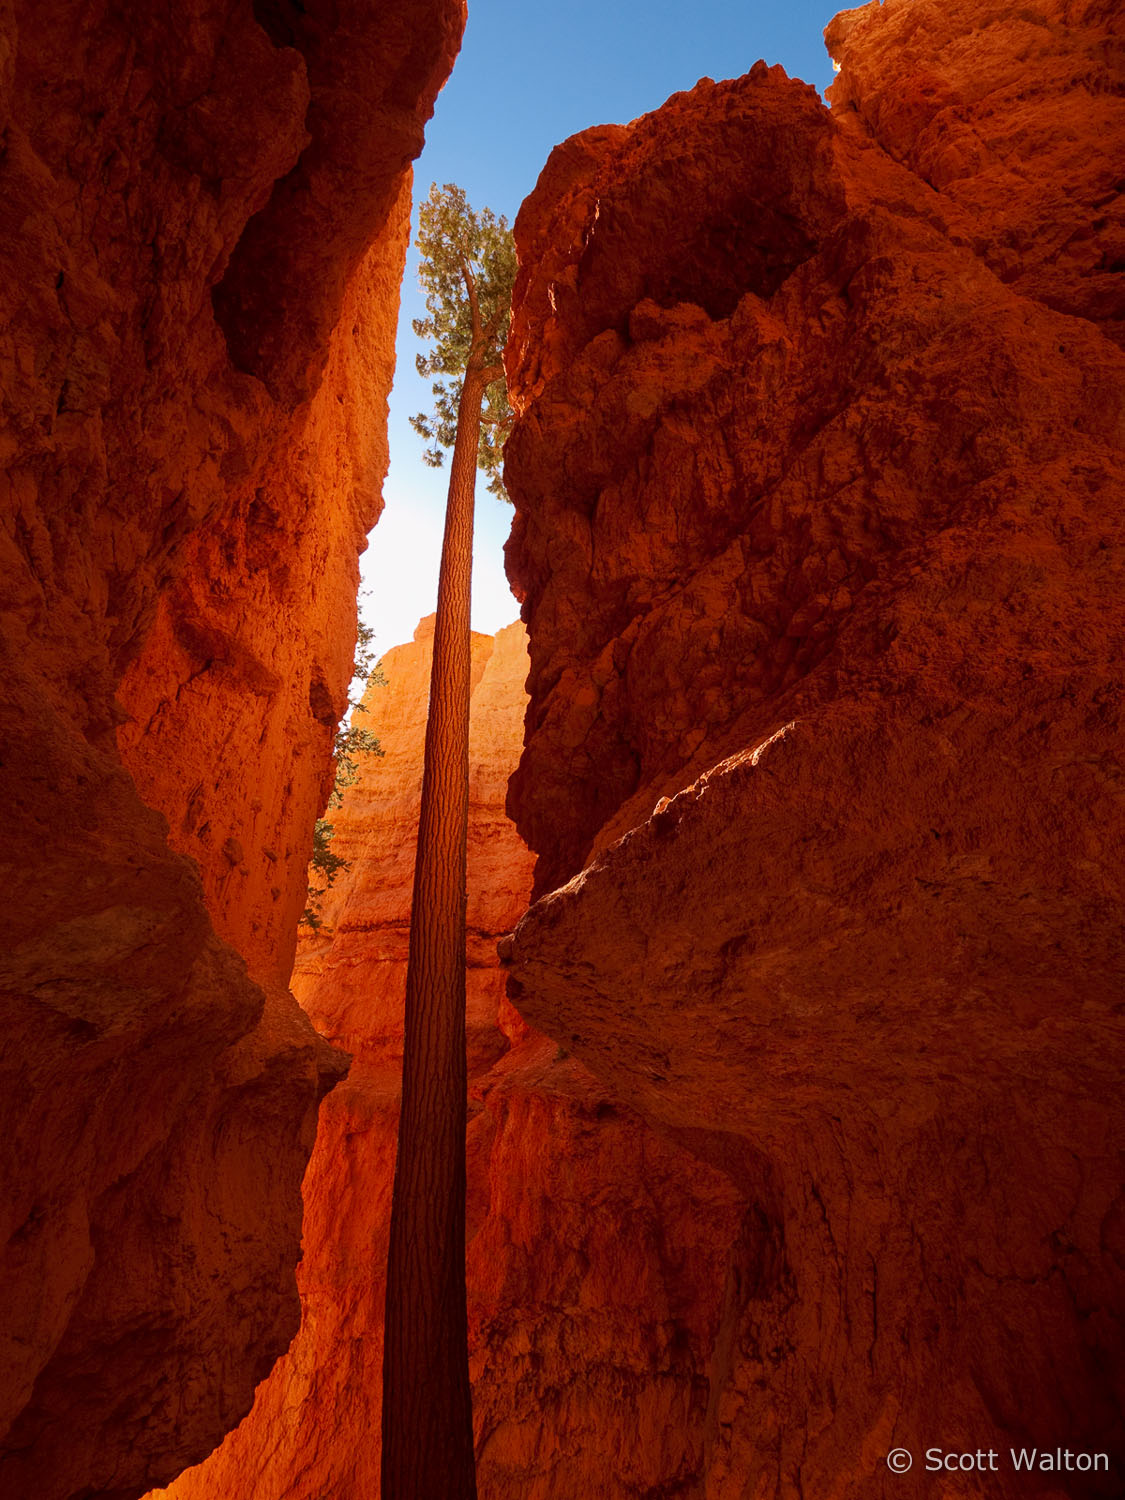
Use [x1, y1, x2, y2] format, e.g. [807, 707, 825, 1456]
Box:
[504, 7, 1125, 1495]
[0, 2, 463, 1495]
[825, 0, 1125, 345]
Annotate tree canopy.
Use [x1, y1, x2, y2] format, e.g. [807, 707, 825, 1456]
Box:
[409, 182, 516, 497]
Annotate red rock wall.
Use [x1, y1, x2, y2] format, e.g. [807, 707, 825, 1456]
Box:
[503, 6, 1125, 1496]
[153, 618, 751, 1500]
[0, 3, 463, 1496]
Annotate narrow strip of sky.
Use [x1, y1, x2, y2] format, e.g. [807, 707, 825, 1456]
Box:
[361, 0, 840, 657]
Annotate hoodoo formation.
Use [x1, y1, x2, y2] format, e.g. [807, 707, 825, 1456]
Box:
[1, 2, 1123, 1499]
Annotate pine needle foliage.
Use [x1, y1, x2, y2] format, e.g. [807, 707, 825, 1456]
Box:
[409, 182, 516, 497]
[328, 620, 386, 810]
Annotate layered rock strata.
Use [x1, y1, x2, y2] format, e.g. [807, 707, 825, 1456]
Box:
[0, 3, 463, 1495]
[504, 5, 1125, 1496]
[152, 618, 749, 1500]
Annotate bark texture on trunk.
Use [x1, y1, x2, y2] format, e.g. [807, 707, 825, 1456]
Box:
[381, 369, 485, 1500]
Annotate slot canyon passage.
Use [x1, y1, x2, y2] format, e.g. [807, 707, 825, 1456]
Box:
[1, 0, 1124, 1496]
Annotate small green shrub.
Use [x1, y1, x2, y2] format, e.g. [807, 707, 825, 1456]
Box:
[300, 622, 386, 929]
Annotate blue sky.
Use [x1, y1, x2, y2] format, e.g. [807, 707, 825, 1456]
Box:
[360, 0, 841, 656]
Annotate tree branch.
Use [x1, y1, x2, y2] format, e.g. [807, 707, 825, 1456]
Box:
[458, 254, 482, 342]
[481, 301, 506, 344]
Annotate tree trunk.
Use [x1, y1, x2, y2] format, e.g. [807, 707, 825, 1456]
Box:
[381, 369, 486, 1500]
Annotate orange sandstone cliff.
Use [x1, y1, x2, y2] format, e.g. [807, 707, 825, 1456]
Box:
[0, 3, 463, 1497]
[503, 3, 1125, 1496]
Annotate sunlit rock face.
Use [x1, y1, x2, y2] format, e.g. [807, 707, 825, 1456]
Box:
[825, 0, 1125, 347]
[504, 8, 1125, 1495]
[0, 2, 463, 1495]
[151, 618, 751, 1500]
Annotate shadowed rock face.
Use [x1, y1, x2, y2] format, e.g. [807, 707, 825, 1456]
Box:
[0, 2, 463, 1496]
[213, 0, 467, 406]
[504, 7, 1125, 1495]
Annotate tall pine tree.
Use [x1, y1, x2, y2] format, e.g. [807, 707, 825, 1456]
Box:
[381, 182, 515, 1500]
